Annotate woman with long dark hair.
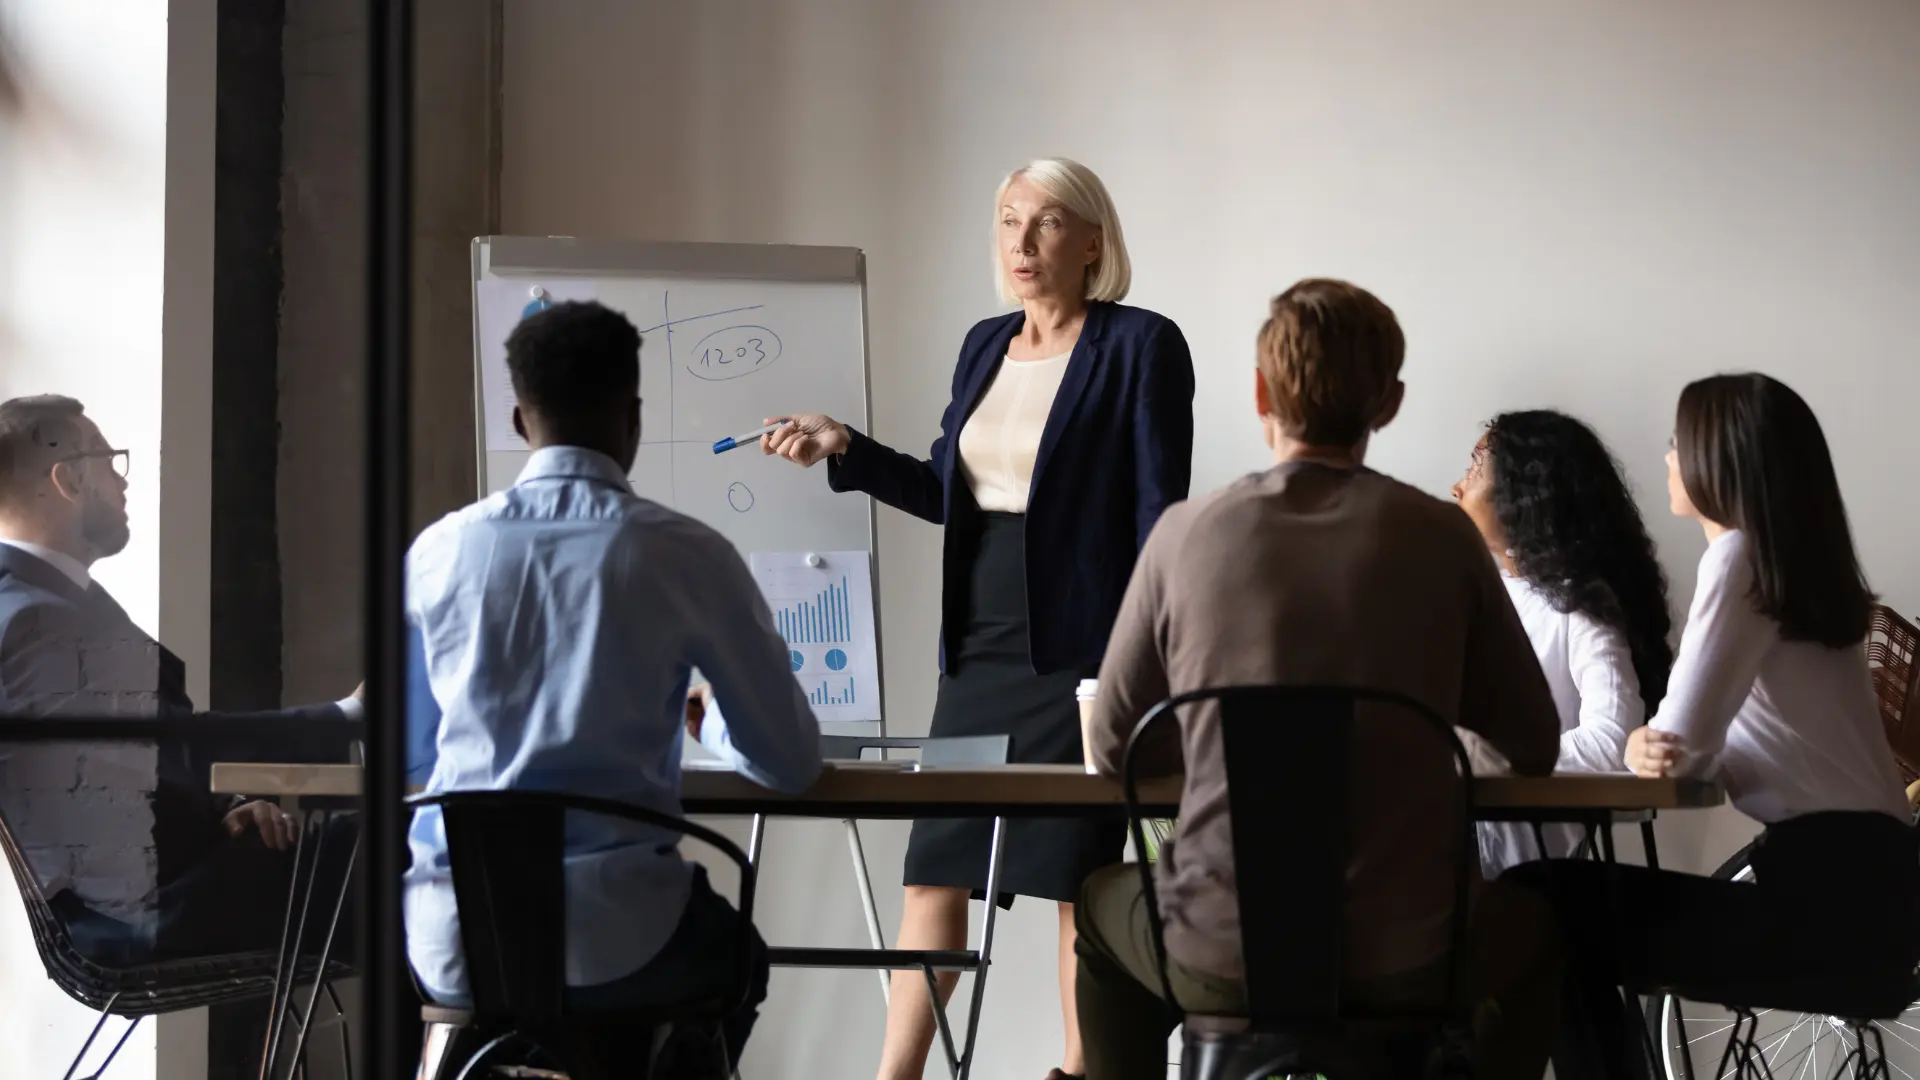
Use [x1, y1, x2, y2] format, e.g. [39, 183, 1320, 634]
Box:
[1494, 374, 1919, 1080]
[1451, 410, 1673, 872]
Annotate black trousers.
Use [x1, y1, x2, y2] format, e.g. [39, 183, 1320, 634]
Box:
[566, 866, 770, 1066]
[1072, 864, 1564, 1080]
[1502, 811, 1920, 1080]
[422, 867, 771, 1071]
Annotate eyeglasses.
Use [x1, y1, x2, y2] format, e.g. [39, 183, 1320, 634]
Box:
[59, 449, 131, 479]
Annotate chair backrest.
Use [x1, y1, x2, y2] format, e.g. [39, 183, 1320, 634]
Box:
[818, 734, 1012, 767]
[406, 790, 756, 1023]
[1122, 685, 1474, 1028]
[1869, 605, 1920, 781]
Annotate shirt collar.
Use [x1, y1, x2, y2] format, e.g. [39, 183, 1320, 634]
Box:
[514, 446, 634, 491]
[0, 537, 92, 590]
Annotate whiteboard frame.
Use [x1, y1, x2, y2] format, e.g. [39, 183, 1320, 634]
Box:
[470, 236, 885, 734]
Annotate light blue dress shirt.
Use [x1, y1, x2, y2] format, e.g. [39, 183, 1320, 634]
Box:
[402, 447, 821, 999]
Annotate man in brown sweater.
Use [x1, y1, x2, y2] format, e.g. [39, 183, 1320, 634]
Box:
[1075, 279, 1562, 1079]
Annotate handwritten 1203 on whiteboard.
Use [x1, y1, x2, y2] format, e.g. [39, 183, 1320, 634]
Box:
[687, 324, 782, 381]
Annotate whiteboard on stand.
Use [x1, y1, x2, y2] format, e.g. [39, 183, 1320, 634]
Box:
[471, 236, 883, 731]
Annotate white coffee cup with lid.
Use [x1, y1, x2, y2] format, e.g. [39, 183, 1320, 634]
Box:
[1075, 679, 1100, 774]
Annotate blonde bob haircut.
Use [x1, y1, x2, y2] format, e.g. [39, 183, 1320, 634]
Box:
[992, 158, 1132, 305]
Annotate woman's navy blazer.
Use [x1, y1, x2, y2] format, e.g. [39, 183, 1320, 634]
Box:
[828, 300, 1195, 674]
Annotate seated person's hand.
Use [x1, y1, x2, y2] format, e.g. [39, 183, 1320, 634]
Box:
[224, 799, 300, 852]
[686, 682, 714, 743]
[1625, 725, 1683, 778]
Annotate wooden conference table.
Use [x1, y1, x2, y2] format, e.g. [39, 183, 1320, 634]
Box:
[213, 761, 1723, 1080]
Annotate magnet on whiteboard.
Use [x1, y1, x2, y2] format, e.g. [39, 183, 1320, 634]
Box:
[805, 553, 822, 568]
[530, 285, 548, 300]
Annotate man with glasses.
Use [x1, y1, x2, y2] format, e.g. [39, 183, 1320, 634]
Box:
[0, 393, 359, 963]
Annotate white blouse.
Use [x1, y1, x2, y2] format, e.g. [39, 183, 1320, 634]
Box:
[956, 351, 1071, 513]
[1478, 572, 1644, 876]
[1651, 529, 1907, 824]
[1503, 573, 1644, 771]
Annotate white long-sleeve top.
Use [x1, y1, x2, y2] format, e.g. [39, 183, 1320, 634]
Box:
[1504, 573, 1644, 771]
[1479, 572, 1644, 875]
[1651, 529, 1906, 824]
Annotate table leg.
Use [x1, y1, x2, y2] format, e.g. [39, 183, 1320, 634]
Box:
[1594, 814, 1657, 1080]
[285, 818, 362, 1076]
[1640, 818, 1660, 871]
[260, 807, 327, 1080]
[844, 819, 892, 1004]
[955, 816, 1006, 1080]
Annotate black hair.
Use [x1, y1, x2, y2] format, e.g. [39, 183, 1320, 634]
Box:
[1675, 373, 1873, 647]
[504, 301, 641, 425]
[1485, 409, 1675, 712]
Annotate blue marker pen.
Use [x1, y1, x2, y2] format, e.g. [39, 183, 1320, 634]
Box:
[712, 420, 790, 454]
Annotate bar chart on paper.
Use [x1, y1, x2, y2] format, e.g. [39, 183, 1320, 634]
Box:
[751, 551, 881, 723]
[773, 574, 855, 645]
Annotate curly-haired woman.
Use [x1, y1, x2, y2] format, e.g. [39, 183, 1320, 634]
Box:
[1451, 409, 1674, 874]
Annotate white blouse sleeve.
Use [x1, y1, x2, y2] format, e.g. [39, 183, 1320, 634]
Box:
[1648, 532, 1774, 778]
[1558, 611, 1643, 772]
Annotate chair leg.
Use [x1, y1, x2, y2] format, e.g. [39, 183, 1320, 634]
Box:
[416, 1022, 460, 1080]
[921, 964, 961, 1078]
[67, 1012, 143, 1080]
[844, 818, 891, 1004]
[64, 994, 124, 1080]
[325, 984, 353, 1080]
[1843, 1021, 1892, 1080]
[952, 816, 1007, 1080]
[1713, 1008, 1780, 1080]
[451, 1030, 521, 1080]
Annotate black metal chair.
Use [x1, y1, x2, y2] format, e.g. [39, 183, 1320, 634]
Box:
[792, 733, 1013, 1077]
[0, 804, 352, 1080]
[1120, 685, 1477, 1080]
[407, 789, 759, 1080]
[1642, 842, 1917, 1080]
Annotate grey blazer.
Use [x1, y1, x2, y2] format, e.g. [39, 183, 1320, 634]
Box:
[0, 544, 346, 885]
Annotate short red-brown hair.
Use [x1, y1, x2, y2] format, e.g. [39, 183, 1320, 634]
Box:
[1256, 279, 1405, 446]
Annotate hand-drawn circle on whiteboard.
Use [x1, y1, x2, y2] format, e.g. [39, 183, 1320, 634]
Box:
[727, 482, 755, 513]
[687, 325, 783, 381]
[824, 648, 849, 671]
[789, 650, 805, 672]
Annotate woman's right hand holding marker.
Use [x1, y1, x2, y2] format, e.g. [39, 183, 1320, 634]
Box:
[761, 413, 850, 467]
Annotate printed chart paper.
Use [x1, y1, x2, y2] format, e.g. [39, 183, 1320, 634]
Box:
[750, 551, 881, 723]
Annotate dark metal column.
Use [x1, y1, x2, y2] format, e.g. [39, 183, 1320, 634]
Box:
[363, 0, 413, 1076]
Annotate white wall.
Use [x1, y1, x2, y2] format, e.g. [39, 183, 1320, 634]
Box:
[0, 0, 170, 1075]
[0, 0, 214, 1074]
[499, 2, 1920, 1076]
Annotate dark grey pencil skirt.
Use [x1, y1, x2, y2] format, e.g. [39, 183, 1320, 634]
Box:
[901, 511, 1124, 907]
